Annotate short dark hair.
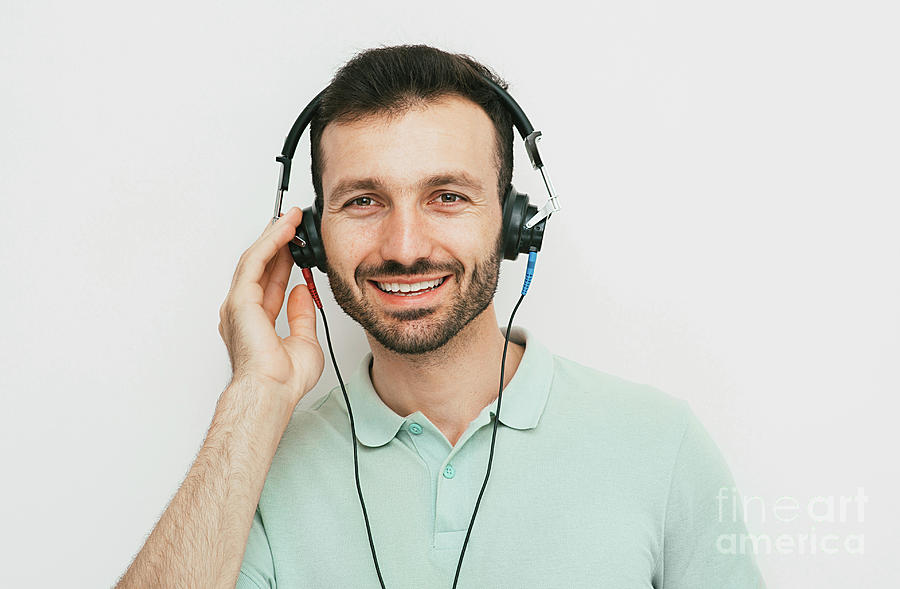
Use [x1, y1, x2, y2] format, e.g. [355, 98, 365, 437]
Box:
[309, 45, 514, 213]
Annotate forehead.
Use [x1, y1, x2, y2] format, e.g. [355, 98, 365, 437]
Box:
[319, 95, 498, 200]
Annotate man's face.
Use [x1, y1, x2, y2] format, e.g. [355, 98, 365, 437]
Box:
[318, 94, 504, 355]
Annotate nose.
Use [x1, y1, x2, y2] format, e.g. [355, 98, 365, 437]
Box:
[377, 201, 434, 267]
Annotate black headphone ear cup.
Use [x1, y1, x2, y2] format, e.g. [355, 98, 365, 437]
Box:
[310, 198, 327, 271]
[288, 201, 327, 272]
[501, 184, 547, 260]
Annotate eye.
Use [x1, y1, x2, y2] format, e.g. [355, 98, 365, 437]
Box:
[346, 196, 377, 208]
[434, 192, 467, 205]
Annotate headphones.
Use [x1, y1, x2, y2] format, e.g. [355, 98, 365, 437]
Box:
[272, 76, 561, 271]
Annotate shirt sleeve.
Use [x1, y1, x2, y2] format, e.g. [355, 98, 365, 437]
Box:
[656, 402, 766, 589]
[236, 506, 277, 589]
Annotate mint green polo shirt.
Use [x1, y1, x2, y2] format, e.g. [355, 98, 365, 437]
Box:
[238, 326, 765, 588]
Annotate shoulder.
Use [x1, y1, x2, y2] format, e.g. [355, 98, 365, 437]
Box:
[548, 353, 691, 429]
[538, 353, 697, 474]
[268, 388, 351, 467]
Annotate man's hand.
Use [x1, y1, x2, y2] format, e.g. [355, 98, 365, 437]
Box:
[218, 207, 325, 406]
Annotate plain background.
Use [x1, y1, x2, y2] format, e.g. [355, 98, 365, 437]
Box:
[1, 0, 897, 586]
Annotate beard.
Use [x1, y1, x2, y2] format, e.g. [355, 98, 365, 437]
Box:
[325, 229, 503, 355]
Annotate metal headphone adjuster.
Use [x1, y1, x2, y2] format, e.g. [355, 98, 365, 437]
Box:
[272, 156, 307, 247]
[523, 131, 562, 228]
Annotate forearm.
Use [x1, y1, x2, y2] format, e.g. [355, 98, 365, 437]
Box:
[116, 378, 294, 589]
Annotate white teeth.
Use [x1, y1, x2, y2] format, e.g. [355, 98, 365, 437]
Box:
[375, 277, 445, 294]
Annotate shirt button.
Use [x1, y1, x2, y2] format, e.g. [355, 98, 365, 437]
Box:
[408, 422, 423, 435]
[443, 464, 456, 479]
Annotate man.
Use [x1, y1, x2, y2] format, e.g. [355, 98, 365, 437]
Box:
[117, 45, 765, 588]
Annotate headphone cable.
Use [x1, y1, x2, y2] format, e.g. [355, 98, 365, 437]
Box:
[451, 289, 525, 588]
[452, 249, 536, 587]
[300, 266, 388, 588]
[321, 305, 387, 588]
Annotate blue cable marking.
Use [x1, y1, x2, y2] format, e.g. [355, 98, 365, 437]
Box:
[521, 250, 537, 295]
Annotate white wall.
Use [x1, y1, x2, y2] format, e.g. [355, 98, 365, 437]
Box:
[1, 0, 897, 586]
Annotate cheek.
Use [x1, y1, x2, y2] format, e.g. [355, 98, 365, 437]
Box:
[322, 219, 377, 272]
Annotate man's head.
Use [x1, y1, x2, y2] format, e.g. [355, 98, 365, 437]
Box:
[310, 45, 514, 355]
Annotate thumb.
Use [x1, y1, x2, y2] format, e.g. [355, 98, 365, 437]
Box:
[286, 282, 318, 341]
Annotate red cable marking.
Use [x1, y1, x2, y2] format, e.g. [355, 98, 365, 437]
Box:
[301, 267, 323, 309]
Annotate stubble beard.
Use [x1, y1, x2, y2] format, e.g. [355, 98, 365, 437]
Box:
[325, 230, 504, 355]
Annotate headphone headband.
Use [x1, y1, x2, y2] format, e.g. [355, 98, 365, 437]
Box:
[280, 79, 535, 165]
[273, 73, 561, 258]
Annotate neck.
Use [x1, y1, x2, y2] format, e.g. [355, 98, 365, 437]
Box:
[367, 302, 525, 446]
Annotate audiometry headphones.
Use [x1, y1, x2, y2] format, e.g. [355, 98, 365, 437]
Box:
[270, 74, 562, 589]
[272, 77, 561, 271]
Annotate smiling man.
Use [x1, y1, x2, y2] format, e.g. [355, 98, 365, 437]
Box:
[115, 45, 765, 589]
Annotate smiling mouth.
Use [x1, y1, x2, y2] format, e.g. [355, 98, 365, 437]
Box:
[369, 276, 450, 296]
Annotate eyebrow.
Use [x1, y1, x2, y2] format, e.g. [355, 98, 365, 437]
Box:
[328, 171, 485, 204]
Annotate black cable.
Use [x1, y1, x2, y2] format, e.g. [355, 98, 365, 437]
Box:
[452, 292, 525, 589]
[319, 308, 387, 589]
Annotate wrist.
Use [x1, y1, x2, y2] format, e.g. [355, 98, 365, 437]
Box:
[219, 374, 298, 428]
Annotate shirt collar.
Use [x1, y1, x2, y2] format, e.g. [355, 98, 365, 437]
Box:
[337, 326, 554, 448]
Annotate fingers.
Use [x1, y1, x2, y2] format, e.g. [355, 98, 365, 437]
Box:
[286, 282, 318, 341]
[258, 249, 278, 291]
[261, 242, 295, 323]
[230, 207, 303, 300]
[259, 209, 294, 287]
